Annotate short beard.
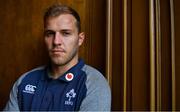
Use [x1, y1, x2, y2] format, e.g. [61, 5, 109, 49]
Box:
[50, 47, 78, 67]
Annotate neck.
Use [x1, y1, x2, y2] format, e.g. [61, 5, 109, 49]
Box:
[50, 56, 78, 79]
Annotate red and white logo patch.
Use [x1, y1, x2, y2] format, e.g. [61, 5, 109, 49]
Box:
[65, 73, 74, 81]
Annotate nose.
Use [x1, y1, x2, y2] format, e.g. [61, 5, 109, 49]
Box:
[53, 32, 62, 45]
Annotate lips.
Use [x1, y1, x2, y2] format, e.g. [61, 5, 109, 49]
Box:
[51, 49, 65, 52]
[50, 48, 65, 55]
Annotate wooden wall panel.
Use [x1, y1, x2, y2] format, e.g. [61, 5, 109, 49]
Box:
[84, 0, 106, 75]
[132, 0, 150, 110]
[113, 0, 178, 110]
[159, 0, 172, 110]
[174, 0, 180, 110]
[111, 0, 123, 110]
[125, 0, 132, 110]
[110, 0, 179, 111]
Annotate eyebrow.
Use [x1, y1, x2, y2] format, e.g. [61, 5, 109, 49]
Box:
[60, 29, 72, 32]
[44, 29, 73, 32]
[44, 29, 55, 33]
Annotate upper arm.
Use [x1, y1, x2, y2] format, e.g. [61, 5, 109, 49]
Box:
[4, 74, 26, 111]
[4, 80, 20, 111]
[79, 70, 111, 111]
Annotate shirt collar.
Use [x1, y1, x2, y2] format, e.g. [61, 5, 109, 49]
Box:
[41, 59, 85, 82]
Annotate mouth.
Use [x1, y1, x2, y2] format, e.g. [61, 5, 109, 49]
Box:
[50, 49, 65, 55]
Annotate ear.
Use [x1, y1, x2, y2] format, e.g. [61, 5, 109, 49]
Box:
[78, 32, 85, 46]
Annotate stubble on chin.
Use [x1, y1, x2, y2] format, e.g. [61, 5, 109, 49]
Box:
[49, 46, 79, 67]
[50, 55, 66, 66]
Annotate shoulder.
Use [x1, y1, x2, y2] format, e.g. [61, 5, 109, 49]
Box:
[82, 64, 105, 81]
[80, 65, 111, 111]
[82, 65, 108, 86]
[16, 66, 46, 86]
[81, 64, 110, 91]
[4, 66, 46, 111]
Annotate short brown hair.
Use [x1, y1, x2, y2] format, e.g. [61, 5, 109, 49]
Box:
[44, 4, 81, 32]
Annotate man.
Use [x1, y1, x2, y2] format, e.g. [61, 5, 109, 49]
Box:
[4, 4, 111, 111]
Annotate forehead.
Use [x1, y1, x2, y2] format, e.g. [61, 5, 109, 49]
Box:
[45, 14, 77, 30]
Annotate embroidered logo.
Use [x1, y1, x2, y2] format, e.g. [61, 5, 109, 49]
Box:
[65, 73, 74, 81]
[65, 89, 76, 106]
[23, 84, 36, 94]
